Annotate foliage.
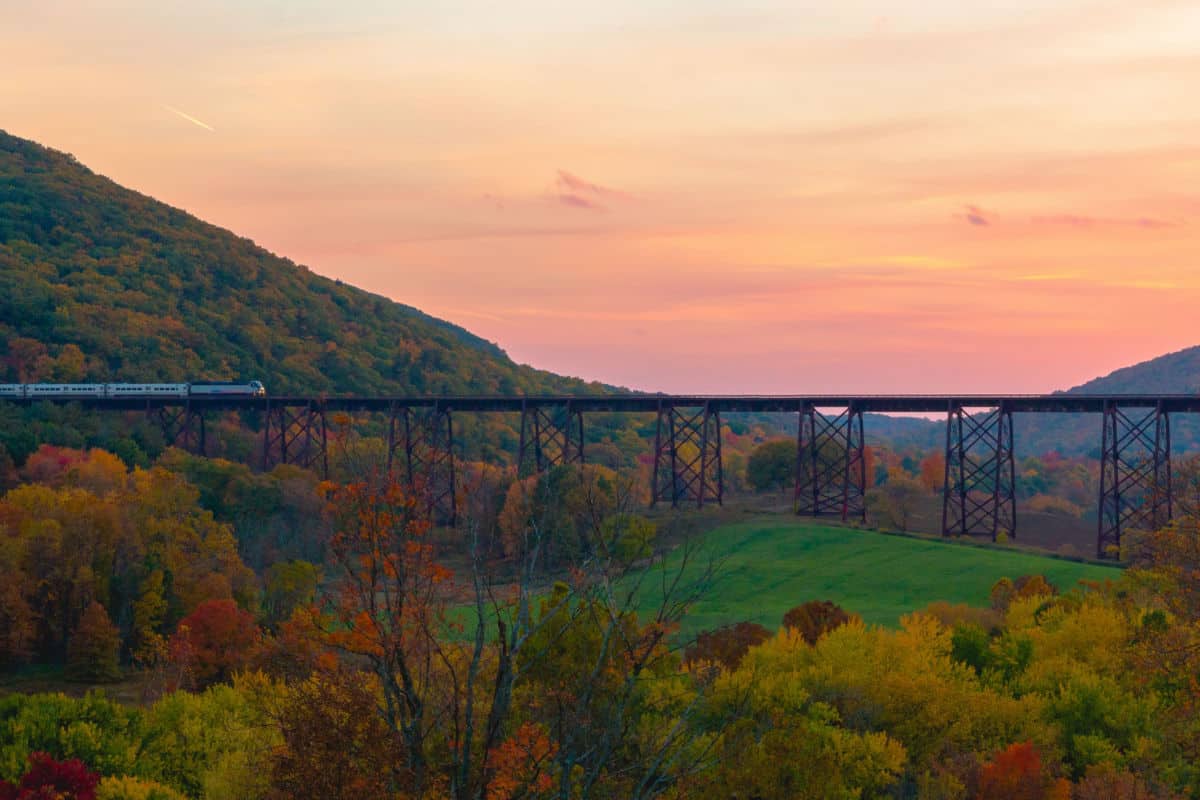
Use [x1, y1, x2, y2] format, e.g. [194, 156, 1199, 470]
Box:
[781, 600, 857, 645]
[745, 439, 794, 494]
[65, 602, 121, 683]
[0, 752, 100, 800]
[168, 600, 262, 688]
[683, 622, 771, 671]
[0, 453, 258, 666]
[867, 468, 928, 531]
[95, 776, 186, 800]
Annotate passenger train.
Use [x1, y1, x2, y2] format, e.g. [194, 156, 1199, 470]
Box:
[0, 381, 267, 399]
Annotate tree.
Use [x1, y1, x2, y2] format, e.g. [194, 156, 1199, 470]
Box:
[169, 600, 261, 688]
[264, 669, 399, 800]
[0, 752, 100, 800]
[313, 459, 715, 800]
[976, 742, 1069, 800]
[262, 560, 320, 629]
[746, 439, 794, 494]
[919, 451, 945, 493]
[684, 622, 771, 671]
[65, 602, 121, 683]
[782, 601, 857, 645]
[867, 469, 926, 531]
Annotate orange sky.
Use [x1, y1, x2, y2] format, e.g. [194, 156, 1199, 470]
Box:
[5, 1, 1200, 392]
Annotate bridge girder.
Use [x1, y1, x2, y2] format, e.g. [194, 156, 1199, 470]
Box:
[151, 402, 206, 456]
[387, 404, 457, 526]
[518, 401, 584, 477]
[262, 401, 328, 477]
[1098, 401, 1172, 559]
[795, 404, 867, 522]
[652, 401, 723, 508]
[941, 403, 1016, 541]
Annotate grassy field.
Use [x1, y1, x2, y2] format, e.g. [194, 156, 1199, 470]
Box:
[641, 519, 1122, 636]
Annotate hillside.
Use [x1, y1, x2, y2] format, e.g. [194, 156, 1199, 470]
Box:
[863, 346, 1200, 457]
[0, 129, 600, 397]
[639, 519, 1119, 635]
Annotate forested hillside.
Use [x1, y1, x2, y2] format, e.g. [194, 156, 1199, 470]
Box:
[0, 130, 598, 396]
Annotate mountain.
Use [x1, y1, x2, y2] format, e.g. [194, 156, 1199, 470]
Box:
[1017, 345, 1200, 457]
[863, 346, 1200, 457]
[0, 129, 603, 397]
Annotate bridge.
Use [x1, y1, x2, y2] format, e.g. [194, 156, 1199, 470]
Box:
[8, 393, 1197, 560]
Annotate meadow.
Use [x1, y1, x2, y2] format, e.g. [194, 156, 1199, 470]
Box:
[645, 518, 1122, 636]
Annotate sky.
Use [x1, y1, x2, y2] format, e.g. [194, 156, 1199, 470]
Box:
[4, 0, 1200, 393]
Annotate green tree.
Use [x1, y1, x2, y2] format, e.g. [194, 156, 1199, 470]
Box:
[746, 438, 795, 494]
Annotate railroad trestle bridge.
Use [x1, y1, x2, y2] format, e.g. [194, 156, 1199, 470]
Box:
[8, 393, 1196, 560]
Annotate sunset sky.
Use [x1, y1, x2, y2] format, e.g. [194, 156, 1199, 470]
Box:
[5, 0, 1200, 393]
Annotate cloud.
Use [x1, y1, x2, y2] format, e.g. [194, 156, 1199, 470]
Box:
[556, 192, 603, 211]
[1031, 214, 1180, 230]
[552, 169, 632, 211]
[962, 204, 990, 226]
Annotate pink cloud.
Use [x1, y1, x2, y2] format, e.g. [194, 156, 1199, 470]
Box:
[551, 169, 632, 211]
[962, 204, 990, 226]
[1031, 214, 1180, 229]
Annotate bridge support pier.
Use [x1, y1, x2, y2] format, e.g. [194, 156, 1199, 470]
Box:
[652, 401, 723, 508]
[795, 404, 867, 521]
[941, 403, 1016, 541]
[387, 404, 457, 526]
[518, 401, 584, 477]
[152, 403, 206, 456]
[1098, 401, 1171, 559]
[263, 401, 328, 477]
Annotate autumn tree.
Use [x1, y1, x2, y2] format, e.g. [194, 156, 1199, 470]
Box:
[312, 451, 715, 800]
[169, 599, 261, 688]
[684, 622, 771, 671]
[65, 601, 121, 682]
[867, 468, 927, 531]
[976, 742, 1070, 800]
[264, 668, 399, 800]
[919, 451, 946, 493]
[782, 600, 857, 645]
[0, 752, 100, 800]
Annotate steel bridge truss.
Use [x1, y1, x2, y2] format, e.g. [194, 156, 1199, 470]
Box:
[795, 405, 866, 521]
[262, 401, 328, 476]
[518, 401, 584, 476]
[1098, 402, 1172, 559]
[652, 402, 723, 508]
[151, 404, 206, 456]
[387, 404, 457, 526]
[941, 404, 1016, 541]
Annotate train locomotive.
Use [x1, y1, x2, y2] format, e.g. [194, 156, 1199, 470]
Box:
[0, 381, 267, 399]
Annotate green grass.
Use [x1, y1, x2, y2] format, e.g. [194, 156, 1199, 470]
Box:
[642, 519, 1122, 637]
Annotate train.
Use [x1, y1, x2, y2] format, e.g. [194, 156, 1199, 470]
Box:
[0, 381, 267, 399]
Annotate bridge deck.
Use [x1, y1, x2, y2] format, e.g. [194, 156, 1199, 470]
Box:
[5, 394, 1200, 413]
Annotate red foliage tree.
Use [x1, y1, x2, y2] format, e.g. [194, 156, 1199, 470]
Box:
[169, 598, 261, 687]
[782, 600, 857, 645]
[977, 742, 1069, 800]
[0, 752, 100, 800]
[684, 622, 772, 671]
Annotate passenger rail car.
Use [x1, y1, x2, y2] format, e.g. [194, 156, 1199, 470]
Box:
[0, 381, 266, 399]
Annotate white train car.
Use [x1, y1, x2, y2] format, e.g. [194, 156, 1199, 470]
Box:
[106, 383, 189, 398]
[27, 384, 106, 398]
[0, 384, 24, 397]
